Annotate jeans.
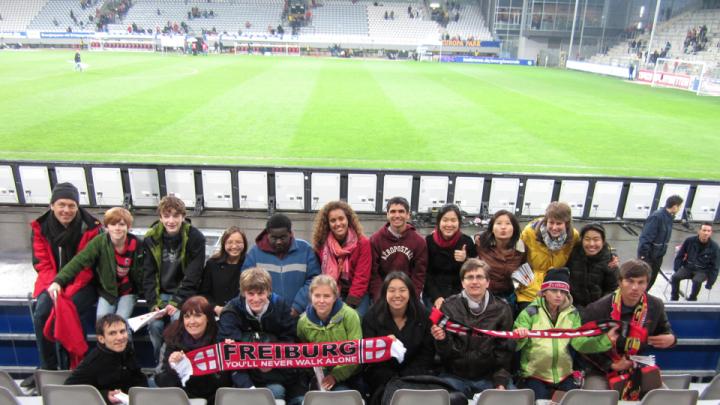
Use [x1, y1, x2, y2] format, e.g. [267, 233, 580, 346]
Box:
[353, 294, 370, 318]
[96, 294, 137, 319]
[33, 285, 96, 369]
[522, 376, 578, 400]
[148, 294, 181, 361]
[438, 373, 495, 399]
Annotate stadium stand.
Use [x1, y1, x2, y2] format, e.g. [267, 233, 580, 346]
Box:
[299, 0, 369, 38]
[590, 8, 720, 67]
[124, 0, 284, 35]
[0, 0, 48, 32]
[443, 3, 492, 41]
[366, 2, 440, 44]
[27, 0, 97, 31]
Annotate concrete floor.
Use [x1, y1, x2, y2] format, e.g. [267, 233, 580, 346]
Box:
[1, 206, 718, 303]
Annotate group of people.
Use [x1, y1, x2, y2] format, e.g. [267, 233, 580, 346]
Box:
[684, 24, 709, 53]
[27, 182, 718, 404]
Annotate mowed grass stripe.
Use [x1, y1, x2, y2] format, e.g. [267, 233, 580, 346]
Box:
[287, 58, 420, 161]
[0, 52, 718, 179]
[441, 65, 719, 177]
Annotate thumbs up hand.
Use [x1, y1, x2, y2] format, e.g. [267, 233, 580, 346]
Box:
[454, 244, 467, 262]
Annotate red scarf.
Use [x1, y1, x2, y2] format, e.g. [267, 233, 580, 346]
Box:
[432, 229, 461, 249]
[430, 307, 620, 339]
[186, 336, 399, 376]
[320, 228, 358, 283]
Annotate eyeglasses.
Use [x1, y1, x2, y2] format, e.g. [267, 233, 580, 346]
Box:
[463, 275, 486, 282]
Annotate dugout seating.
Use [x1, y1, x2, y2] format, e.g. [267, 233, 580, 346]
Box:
[0, 0, 47, 32]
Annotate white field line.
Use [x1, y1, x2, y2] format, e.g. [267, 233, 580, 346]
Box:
[1, 150, 718, 177]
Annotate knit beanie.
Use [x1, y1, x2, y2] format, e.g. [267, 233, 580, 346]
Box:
[580, 222, 606, 242]
[540, 267, 571, 293]
[51, 182, 80, 205]
[266, 213, 292, 231]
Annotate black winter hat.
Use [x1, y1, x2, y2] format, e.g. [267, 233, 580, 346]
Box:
[541, 267, 570, 293]
[51, 182, 80, 205]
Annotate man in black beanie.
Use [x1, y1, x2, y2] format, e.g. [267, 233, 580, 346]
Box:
[243, 213, 320, 317]
[28, 182, 101, 379]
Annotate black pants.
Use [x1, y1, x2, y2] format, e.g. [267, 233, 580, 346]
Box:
[670, 266, 707, 300]
[643, 257, 663, 289]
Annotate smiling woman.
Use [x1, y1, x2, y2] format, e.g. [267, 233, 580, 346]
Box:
[311, 201, 372, 316]
[155, 296, 230, 404]
[297, 275, 363, 393]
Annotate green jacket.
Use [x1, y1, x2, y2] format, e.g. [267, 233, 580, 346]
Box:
[297, 301, 362, 382]
[142, 220, 206, 309]
[54, 232, 144, 305]
[514, 296, 611, 384]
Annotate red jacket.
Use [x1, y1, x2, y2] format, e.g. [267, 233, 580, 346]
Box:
[316, 235, 371, 306]
[369, 223, 427, 301]
[30, 209, 101, 298]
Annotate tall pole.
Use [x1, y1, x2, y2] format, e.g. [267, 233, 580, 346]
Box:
[567, 0, 580, 63]
[518, 0, 528, 59]
[645, 0, 662, 64]
[578, 0, 588, 59]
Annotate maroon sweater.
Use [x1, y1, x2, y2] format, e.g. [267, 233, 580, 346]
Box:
[369, 223, 427, 301]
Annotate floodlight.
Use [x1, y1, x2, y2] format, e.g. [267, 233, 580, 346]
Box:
[690, 185, 720, 222]
[589, 181, 622, 218]
[202, 170, 233, 209]
[488, 178, 520, 214]
[418, 176, 448, 213]
[347, 173, 377, 213]
[622, 182, 657, 219]
[453, 176, 484, 215]
[0, 165, 18, 204]
[658, 183, 690, 220]
[91, 168, 124, 206]
[19, 166, 51, 204]
[165, 169, 196, 208]
[55, 167, 90, 206]
[237, 171, 268, 209]
[558, 180, 589, 218]
[310, 173, 340, 211]
[128, 168, 161, 207]
[382, 175, 413, 211]
[275, 172, 305, 210]
[521, 179, 554, 216]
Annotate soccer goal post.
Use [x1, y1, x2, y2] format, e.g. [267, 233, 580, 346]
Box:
[650, 58, 709, 95]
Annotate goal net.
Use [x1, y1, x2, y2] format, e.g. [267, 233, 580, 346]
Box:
[651, 58, 719, 96]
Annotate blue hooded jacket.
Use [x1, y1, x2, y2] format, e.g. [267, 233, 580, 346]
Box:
[243, 230, 320, 313]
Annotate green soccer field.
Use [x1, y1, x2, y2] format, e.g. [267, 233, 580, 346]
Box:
[1, 51, 718, 180]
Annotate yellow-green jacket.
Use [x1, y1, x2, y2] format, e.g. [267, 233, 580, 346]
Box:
[297, 300, 361, 382]
[514, 296, 611, 383]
